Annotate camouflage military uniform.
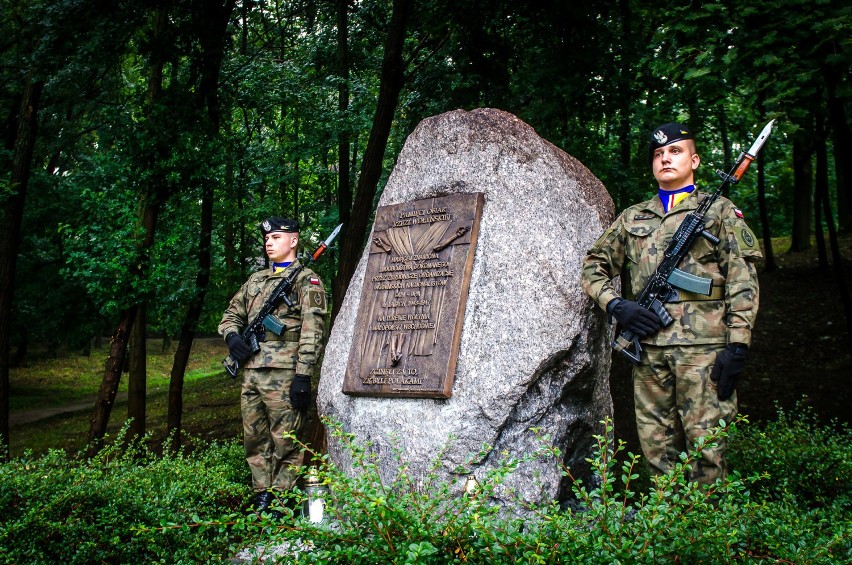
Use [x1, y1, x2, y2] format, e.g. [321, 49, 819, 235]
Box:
[581, 189, 761, 484]
[219, 259, 327, 492]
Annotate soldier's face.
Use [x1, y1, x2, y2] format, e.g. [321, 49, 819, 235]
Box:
[652, 140, 700, 190]
[265, 232, 298, 263]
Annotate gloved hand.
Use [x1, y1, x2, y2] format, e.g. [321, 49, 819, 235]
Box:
[225, 332, 252, 363]
[290, 374, 311, 410]
[608, 298, 663, 338]
[710, 343, 748, 401]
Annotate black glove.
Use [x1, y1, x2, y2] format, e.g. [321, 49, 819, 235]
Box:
[290, 374, 311, 410]
[710, 343, 748, 401]
[225, 332, 252, 363]
[608, 298, 663, 338]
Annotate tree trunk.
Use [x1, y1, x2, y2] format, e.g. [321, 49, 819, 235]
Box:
[89, 6, 169, 452]
[88, 305, 136, 455]
[824, 44, 852, 234]
[719, 112, 731, 198]
[318, 0, 410, 461]
[336, 0, 352, 241]
[790, 133, 814, 252]
[614, 0, 634, 213]
[168, 181, 214, 448]
[10, 329, 28, 368]
[756, 148, 777, 272]
[128, 304, 147, 440]
[814, 166, 828, 270]
[165, 0, 235, 449]
[832, 115, 851, 234]
[816, 131, 852, 345]
[88, 185, 164, 452]
[0, 74, 43, 458]
[332, 0, 411, 323]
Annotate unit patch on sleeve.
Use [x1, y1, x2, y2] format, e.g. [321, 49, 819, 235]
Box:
[307, 289, 326, 310]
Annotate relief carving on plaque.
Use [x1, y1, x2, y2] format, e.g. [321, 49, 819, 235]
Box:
[343, 192, 484, 398]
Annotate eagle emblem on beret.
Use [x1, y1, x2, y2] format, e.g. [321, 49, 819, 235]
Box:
[262, 220, 271, 231]
[653, 130, 668, 145]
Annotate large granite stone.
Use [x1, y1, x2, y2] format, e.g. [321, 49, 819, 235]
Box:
[318, 108, 615, 507]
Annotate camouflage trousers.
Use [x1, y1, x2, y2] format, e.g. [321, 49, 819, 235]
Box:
[241, 368, 304, 492]
[633, 343, 738, 486]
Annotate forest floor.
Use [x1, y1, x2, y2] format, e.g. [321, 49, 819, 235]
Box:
[6, 339, 241, 457]
[7, 235, 852, 458]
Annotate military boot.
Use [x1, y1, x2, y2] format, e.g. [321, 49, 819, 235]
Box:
[253, 490, 274, 512]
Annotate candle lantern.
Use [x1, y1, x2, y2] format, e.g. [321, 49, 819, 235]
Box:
[301, 468, 329, 523]
[463, 474, 480, 496]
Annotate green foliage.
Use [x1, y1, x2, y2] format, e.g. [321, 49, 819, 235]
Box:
[7, 0, 847, 346]
[728, 401, 852, 510]
[216, 417, 849, 564]
[2, 414, 850, 563]
[0, 425, 249, 564]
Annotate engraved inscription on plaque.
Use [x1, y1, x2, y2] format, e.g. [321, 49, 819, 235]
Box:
[343, 192, 485, 398]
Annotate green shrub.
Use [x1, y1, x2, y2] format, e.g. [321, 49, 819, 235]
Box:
[3, 411, 850, 563]
[728, 401, 852, 510]
[0, 426, 251, 564]
[243, 416, 850, 564]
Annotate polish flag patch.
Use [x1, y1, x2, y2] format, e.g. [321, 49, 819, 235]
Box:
[734, 208, 744, 219]
[309, 277, 320, 285]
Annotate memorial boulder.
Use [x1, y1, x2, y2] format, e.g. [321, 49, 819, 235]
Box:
[318, 108, 615, 507]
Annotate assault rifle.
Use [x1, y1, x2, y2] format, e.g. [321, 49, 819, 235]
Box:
[223, 223, 342, 378]
[613, 120, 775, 364]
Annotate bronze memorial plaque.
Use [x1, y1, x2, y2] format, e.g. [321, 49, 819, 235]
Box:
[343, 192, 485, 398]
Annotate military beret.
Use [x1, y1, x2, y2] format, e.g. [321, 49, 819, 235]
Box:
[647, 122, 693, 166]
[260, 217, 300, 236]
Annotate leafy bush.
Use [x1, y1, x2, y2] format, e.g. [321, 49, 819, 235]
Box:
[0, 426, 251, 564]
[245, 417, 850, 564]
[2, 412, 850, 563]
[728, 401, 852, 510]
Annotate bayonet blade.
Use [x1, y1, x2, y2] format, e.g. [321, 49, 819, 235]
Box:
[746, 119, 775, 157]
[323, 223, 343, 247]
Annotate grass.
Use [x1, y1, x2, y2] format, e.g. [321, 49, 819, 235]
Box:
[7, 338, 242, 457]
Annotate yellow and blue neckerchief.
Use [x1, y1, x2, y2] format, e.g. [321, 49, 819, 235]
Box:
[658, 184, 695, 213]
[272, 261, 292, 274]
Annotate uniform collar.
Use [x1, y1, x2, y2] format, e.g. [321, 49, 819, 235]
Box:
[266, 258, 302, 279]
[642, 187, 702, 217]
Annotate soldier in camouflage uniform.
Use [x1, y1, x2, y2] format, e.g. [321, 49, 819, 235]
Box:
[219, 217, 328, 513]
[581, 123, 761, 485]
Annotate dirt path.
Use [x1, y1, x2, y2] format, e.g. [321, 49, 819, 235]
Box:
[9, 392, 129, 427]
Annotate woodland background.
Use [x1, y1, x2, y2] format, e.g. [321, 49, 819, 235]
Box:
[1, 0, 850, 457]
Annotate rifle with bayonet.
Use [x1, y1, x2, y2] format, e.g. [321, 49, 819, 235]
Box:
[223, 223, 343, 378]
[613, 120, 775, 364]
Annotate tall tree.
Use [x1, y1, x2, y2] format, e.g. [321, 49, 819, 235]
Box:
[167, 0, 237, 447]
[332, 0, 412, 321]
[336, 0, 352, 241]
[790, 131, 815, 252]
[756, 147, 778, 272]
[1, 0, 140, 457]
[88, 4, 173, 451]
[0, 73, 43, 457]
[815, 122, 852, 343]
[127, 305, 147, 439]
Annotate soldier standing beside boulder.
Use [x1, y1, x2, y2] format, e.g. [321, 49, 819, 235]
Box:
[219, 217, 328, 515]
[581, 122, 762, 485]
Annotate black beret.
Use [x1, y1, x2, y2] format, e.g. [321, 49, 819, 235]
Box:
[260, 217, 300, 236]
[647, 122, 693, 166]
